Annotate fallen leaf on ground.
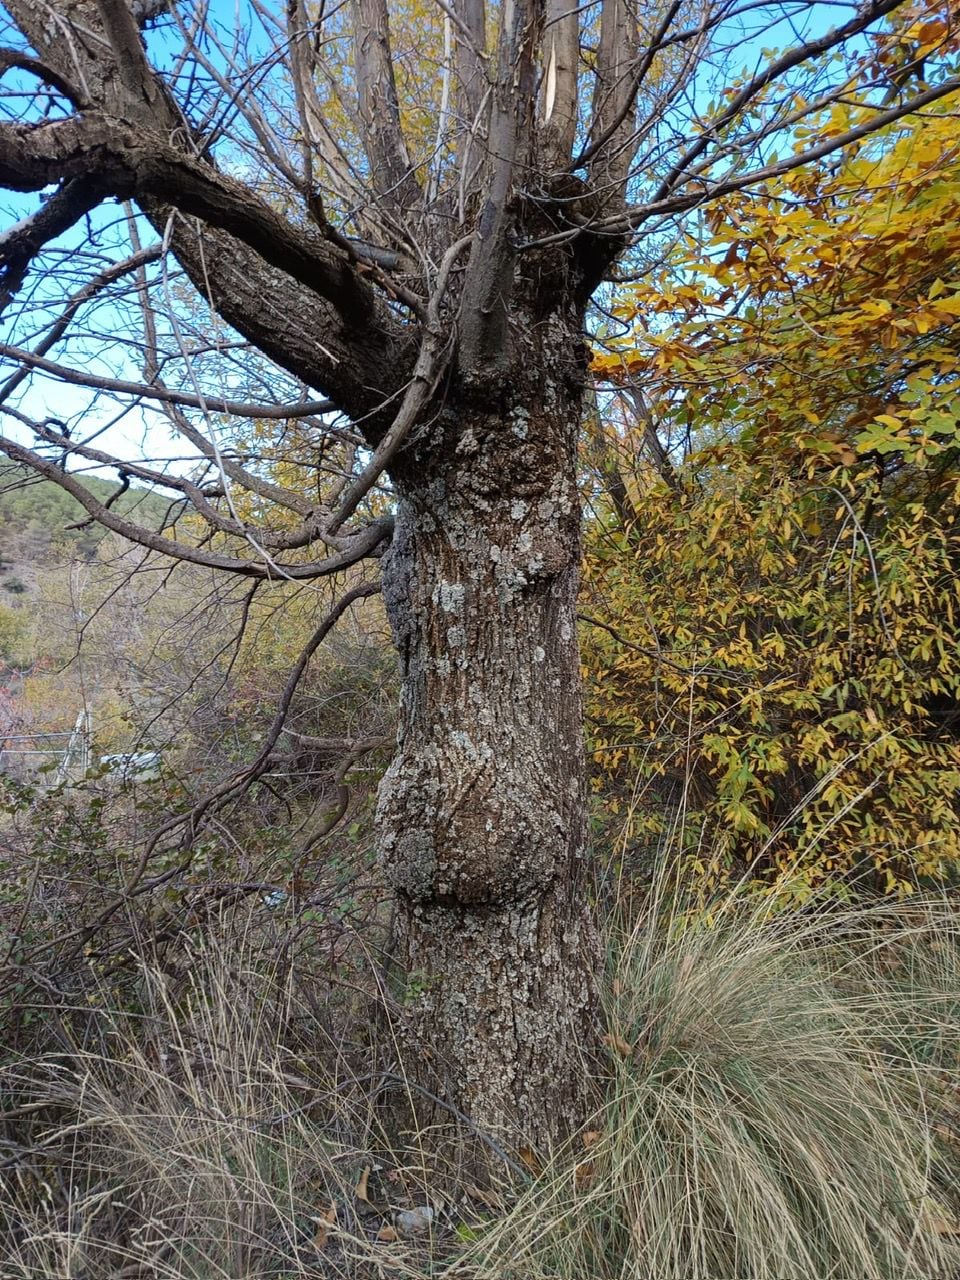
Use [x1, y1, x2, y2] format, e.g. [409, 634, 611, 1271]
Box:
[921, 1197, 960, 1236]
[312, 1203, 337, 1248]
[602, 1032, 633, 1057]
[465, 1182, 505, 1212]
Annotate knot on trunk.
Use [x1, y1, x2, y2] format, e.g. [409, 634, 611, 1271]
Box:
[377, 747, 572, 906]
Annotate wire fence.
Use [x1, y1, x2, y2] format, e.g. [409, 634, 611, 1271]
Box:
[0, 712, 91, 785]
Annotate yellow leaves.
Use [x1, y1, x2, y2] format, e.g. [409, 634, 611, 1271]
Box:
[724, 798, 764, 834]
[879, 322, 902, 351]
[929, 292, 960, 317]
[582, 433, 960, 899]
[911, 309, 942, 335]
[859, 299, 893, 319]
[604, 108, 960, 399]
[590, 350, 648, 380]
[910, 16, 950, 54]
[583, 99, 960, 902]
[911, 136, 953, 167]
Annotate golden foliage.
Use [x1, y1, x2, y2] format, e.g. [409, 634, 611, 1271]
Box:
[585, 104, 960, 902]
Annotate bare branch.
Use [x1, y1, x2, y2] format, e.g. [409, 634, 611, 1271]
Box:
[453, 0, 487, 185]
[0, 245, 157, 402]
[327, 233, 472, 531]
[458, 0, 543, 371]
[353, 0, 422, 215]
[1, 0, 416, 420]
[0, 177, 113, 313]
[621, 385, 678, 492]
[0, 341, 335, 419]
[10, 415, 363, 555]
[577, 0, 682, 175]
[652, 0, 911, 204]
[94, 0, 164, 103]
[0, 115, 393, 332]
[286, 0, 378, 226]
[619, 76, 960, 232]
[587, 0, 641, 197]
[539, 0, 579, 170]
[0, 430, 393, 579]
[152, 214, 412, 425]
[0, 46, 82, 104]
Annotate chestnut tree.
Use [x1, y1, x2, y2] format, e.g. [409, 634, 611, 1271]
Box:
[0, 0, 956, 1149]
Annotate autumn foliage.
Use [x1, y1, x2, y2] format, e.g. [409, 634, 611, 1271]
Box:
[585, 99, 960, 902]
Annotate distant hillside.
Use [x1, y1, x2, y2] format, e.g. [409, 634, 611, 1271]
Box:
[0, 460, 173, 557]
[0, 460, 177, 605]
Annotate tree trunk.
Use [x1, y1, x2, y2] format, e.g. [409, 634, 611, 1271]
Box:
[377, 307, 602, 1153]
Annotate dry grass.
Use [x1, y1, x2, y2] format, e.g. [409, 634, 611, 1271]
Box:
[456, 887, 960, 1280]
[2, 886, 959, 1279]
[0, 917, 431, 1278]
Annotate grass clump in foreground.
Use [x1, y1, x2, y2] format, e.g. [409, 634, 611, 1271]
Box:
[2, 888, 959, 1279]
[460, 889, 960, 1280]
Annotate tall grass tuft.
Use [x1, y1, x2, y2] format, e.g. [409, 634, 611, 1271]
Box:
[0, 917, 405, 1279]
[3, 887, 959, 1278]
[458, 888, 960, 1280]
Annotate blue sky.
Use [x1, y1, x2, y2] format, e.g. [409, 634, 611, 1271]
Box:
[0, 0, 913, 487]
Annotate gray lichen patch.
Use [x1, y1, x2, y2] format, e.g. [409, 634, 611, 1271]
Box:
[380, 737, 575, 906]
[391, 888, 600, 1151]
[509, 405, 531, 439]
[433, 580, 466, 615]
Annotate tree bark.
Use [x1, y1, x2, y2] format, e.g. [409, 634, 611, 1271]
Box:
[377, 305, 602, 1152]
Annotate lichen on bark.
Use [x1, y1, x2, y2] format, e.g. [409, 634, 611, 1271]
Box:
[376, 311, 602, 1150]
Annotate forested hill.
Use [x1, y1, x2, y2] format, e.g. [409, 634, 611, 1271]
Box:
[0, 461, 172, 568]
[0, 461, 174, 615]
[0, 460, 188, 719]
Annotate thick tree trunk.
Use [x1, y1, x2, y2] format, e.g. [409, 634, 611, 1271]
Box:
[377, 309, 602, 1153]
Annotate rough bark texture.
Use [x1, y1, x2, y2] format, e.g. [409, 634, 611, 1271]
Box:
[377, 303, 602, 1151]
